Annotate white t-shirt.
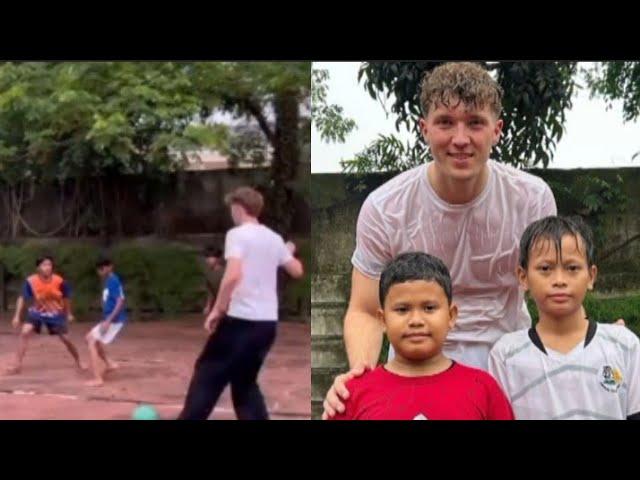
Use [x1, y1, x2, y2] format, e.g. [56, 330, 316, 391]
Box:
[352, 160, 557, 369]
[225, 223, 293, 322]
[488, 323, 640, 420]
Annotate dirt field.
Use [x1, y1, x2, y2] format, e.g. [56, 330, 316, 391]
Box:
[0, 315, 310, 420]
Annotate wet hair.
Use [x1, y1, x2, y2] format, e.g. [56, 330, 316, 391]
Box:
[36, 255, 54, 267]
[203, 246, 223, 258]
[420, 62, 503, 118]
[379, 252, 452, 307]
[95, 257, 114, 269]
[519, 216, 595, 270]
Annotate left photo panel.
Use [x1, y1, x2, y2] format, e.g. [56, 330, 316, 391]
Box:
[0, 61, 311, 419]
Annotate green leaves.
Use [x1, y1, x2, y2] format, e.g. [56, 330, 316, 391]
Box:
[341, 134, 429, 174]
[0, 61, 310, 238]
[586, 62, 640, 123]
[312, 68, 357, 144]
[0, 63, 197, 182]
[0, 62, 281, 184]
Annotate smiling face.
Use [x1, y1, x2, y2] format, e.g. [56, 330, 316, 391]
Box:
[519, 234, 597, 319]
[419, 100, 503, 184]
[379, 279, 457, 362]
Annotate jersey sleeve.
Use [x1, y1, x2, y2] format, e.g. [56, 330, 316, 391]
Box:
[625, 334, 640, 419]
[351, 196, 392, 279]
[22, 281, 34, 300]
[61, 281, 71, 298]
[108, 277, 125, 300]
[224, 229, 244, 260]
[488, 343, 513, 404]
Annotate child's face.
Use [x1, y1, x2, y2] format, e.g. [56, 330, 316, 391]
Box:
[518, 234, 597, 318]
[97, 266, 111, 279]
[419, 100, 502, 183]
[205, 256, 219, 269]
[38, 259, 53, 277]
[378, 280, 457, 362]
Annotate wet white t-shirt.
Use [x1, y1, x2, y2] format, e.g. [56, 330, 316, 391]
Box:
[225, 223, 293, 322]
[352, 160, 557, 368]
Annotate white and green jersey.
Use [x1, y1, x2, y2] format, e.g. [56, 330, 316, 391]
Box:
[488, 322, 640, 420]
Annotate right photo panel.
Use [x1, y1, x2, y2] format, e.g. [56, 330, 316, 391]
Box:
[311, 61, 640, 420]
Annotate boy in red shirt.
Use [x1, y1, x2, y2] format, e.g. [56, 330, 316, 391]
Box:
[329, 252, 514, 420]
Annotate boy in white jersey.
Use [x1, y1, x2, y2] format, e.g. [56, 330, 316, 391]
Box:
[488, 216, 640, 420]
[323, 62, 558, 418]
[178, 186, 304, 420]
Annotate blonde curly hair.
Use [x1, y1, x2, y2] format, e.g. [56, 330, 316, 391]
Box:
[420, 62, 503, 118]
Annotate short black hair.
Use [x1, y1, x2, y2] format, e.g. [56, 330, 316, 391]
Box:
[379, 252, 453, 307]
[203, 246, 223, 258]
[519, 215, 595, 270]
[96, 257, 113, 269]
[35, 255, 54, 267]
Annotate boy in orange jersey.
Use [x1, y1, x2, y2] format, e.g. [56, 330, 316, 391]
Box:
[5, 255, 86, 374]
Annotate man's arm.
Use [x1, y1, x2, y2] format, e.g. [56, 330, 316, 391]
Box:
[322, 268, 382, 419]
[203, 281, 215, 314]
[343, 267, 384, 369]
[283, 258, 304, 279]
[211, 258, 242, 313]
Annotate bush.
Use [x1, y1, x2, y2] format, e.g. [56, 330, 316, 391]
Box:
[111, 243, 204, 317]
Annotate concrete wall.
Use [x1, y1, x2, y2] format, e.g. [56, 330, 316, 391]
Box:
[0, 167, 310, 238]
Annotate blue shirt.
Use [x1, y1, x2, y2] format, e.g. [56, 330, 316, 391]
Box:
[102, 273, 127, 323]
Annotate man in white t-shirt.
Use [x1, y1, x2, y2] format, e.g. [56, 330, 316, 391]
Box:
[178, 186, 304, 420]
[322, 62, 558, 419]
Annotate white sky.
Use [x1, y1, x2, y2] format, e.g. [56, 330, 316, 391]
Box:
[311, 62, 640, 173]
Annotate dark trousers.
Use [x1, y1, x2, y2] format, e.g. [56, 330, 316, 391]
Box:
[178, 316, 277, 420]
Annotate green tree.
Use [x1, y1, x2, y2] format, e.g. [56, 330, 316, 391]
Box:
[189, 62, 310, 235]
[0, 62, 227, 237]
[585, 61, 640, 161]
[0, 61, 311, 238]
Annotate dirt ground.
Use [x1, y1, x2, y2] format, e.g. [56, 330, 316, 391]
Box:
[0, 315, 310, 420]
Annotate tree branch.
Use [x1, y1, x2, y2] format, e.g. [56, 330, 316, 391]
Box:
[599, 233, 640, 263]
[243, 98, 275, 146]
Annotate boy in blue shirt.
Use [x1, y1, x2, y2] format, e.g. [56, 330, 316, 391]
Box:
[86, 258, 127, 387]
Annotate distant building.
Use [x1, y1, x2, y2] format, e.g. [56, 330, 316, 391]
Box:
[183, 149, 270, 171]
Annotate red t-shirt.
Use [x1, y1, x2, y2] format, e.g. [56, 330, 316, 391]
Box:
[331, 362, 514, 420]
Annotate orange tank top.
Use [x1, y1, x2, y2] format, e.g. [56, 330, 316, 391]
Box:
[27, 274, 67, 314]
